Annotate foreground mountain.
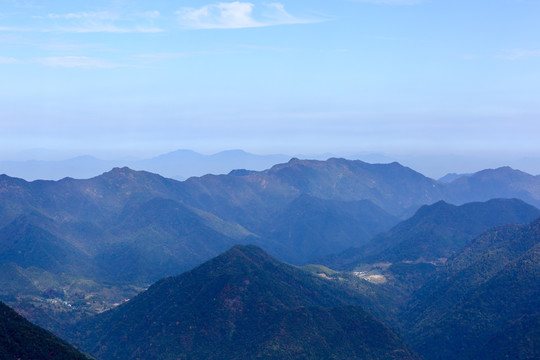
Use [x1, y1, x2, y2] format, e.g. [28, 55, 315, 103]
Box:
[69, 245, 417, 360]
[402, 217, 540, 360]
[0, 300, 91, 360]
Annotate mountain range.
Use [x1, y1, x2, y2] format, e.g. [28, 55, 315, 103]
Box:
[3, 148, 540, 183]
[1, 157, 539, 359]
[0, 150, 291, 181]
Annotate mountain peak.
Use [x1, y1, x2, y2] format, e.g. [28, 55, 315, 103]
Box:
[71, 245, 417, 360]
[224, 244, 269, 259]
[189, 244, 279, 277]
[473, 166, 532, 180]
[96, 166, 138, 180]
[288, 157, 301, 163]
[108, 166, 134, 174]
[97, 167, 167, 184]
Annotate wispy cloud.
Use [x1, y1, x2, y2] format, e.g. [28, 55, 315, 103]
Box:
[52, 25, 164, 34]
[498, 48, 540, 60]
[0, 55, 122, 69]
[46, 11, 119, 21]
[138, 10, 160, 19]
[12, 1, 43, 9]
[135, 49, 238, 64]
[136, 53, 189, 63]
[39, 10, 164, 33]
[0, 26, 33, 32]
[176, 2, 323, 30]
[0, 56, 20, 64]
[36, 56, 120, 69]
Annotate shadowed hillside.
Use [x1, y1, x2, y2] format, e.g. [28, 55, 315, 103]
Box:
[0, 301, 91, 360]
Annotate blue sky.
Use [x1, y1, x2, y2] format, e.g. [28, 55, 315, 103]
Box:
[1, 0, 540, 174]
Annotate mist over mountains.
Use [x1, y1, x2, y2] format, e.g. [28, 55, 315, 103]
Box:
[3, 148, 540, 182]
[0, 150, 291, 181]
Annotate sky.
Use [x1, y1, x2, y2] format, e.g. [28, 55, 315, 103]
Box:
[1, 0, 540, 175]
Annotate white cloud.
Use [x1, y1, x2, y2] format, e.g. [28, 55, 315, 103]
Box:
[263, 3, 313, 24]
[176, 2, 321, 30]
[177, 2, 261, 29]
[37, 56, 119, 69]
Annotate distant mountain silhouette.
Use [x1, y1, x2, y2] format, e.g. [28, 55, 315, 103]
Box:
[0, 149, 290, 181]
[402, 217, 540, 360]
[0, 300, 91, 360]
[69, 245, 418, 360]
[445, 166, 540, 207]
[437, 172, 472, 182]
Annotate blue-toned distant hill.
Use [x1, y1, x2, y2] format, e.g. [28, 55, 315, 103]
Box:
[0, 212, 96, 276]
[322, 198, 540, 270]
[0, 150, 290, 181]
[444, 166, 540, 207]
[69, 245, 418, 360]
[258, 194, 397, 264]
[438, 172, 472, 182]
